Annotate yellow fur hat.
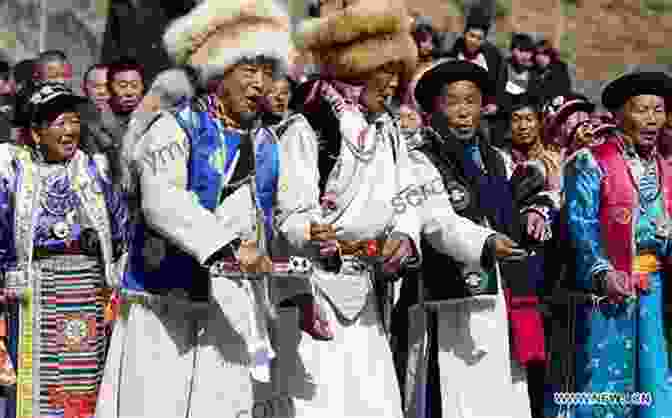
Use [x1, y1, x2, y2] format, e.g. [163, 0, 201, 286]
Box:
[293, 0, 418, 80]
[163, 0, 292, 87]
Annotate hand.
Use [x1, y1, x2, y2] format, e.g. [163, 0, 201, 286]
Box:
[526, 212, 547, 242]
[603, 270, 634, 303]
[309, 222, 338, 242]
[492, 235, 527, 261]
[238, 241, 273, 273]
[382, 237, 415, 274]
[319, 240, 339, 256]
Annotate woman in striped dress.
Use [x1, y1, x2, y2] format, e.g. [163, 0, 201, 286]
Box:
[0, 82, 128, 418]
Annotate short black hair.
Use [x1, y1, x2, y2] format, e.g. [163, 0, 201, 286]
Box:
[12, 59, 35, 90]
[36, 49, 69, 65]
[0, 61, 9, 80]
[107, 56, 145, 86]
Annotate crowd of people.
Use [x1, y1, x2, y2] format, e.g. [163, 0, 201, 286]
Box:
[0, 1, 669, 418]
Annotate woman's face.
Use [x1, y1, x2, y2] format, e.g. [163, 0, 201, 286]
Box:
[32, 111, 80, 162]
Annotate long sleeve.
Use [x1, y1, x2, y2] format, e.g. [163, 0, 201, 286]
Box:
[135, 112, 240, 265]
[0, 145, 15, 273]
[407, 150, 494, 266]
[93, 154, 129, 259]
[389, 126, 423, 258]
[274, 115, 322, 252]
[564, 149, 612, 290]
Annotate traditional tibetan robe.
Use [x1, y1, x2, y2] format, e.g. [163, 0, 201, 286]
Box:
[563, 136, 672, 418]
[96, 95, 312, 418]
[270, 104, 421, 418]
[0, 145, 127, 418]
[400, 117, 534, 418]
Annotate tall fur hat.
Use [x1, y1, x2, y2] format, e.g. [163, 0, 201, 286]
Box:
[293, 0, 418, 80]
[163, 0, 292, 87]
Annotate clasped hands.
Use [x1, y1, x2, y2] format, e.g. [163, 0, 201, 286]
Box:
[309, 222, 414, 274]
[599, 270, 650, 304]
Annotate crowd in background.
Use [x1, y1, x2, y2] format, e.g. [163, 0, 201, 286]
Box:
[0, 2, 669, 418]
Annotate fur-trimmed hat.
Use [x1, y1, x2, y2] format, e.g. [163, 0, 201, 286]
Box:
[292, 0, 418, 80]
[162, 0, 292, 87]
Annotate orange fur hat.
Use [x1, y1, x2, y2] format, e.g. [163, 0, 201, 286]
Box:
[293, 0, 418, 80]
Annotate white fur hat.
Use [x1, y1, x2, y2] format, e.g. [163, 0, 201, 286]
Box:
[163, 0, 292, 86]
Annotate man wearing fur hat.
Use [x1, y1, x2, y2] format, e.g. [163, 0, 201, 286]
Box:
[271, 2, 522, 417]
[95, 1, 324, 417]
[561, 72, 672, 418]
[402, 60, 563, 418]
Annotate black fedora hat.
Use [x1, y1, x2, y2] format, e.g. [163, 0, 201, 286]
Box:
[602, 71, 672, 111]
[414, 59, 492, 113]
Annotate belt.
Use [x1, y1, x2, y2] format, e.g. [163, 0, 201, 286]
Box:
[33, 236, 101, 258]
[337, 240, 381, 257]
[632, 252, 659, 293]
[209, 256, 314, 278]
[633, 252, 660, 273]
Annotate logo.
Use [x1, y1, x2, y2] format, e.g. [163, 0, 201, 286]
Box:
[445, 181, 470, 211]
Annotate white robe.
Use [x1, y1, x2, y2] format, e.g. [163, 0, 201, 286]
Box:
[403, 146, 533, 418]
[96, 110, 309, 418]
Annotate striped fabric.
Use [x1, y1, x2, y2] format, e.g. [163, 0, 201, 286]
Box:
[9, 255, 107, 418]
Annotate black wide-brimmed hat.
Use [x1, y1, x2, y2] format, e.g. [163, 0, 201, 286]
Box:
[602, 71, 672, 110]
[504, 92, 542, 114]
[13, 82, 87, 127]
[414, 59, 492, 113]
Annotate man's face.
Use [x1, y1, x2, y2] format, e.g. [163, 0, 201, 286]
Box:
[512, 48, 533, 68]
[622, 94, 666, 150]
[269, 78, 290, 114]
[109, 70, 144, 114]
[217, 63, 267, 123]
[436, 80, 482, 140]
[84, 68, 110, 112]
[32, 111, 81, 162]
[464, 29, 484, 55]
[511, 106, 541, 146]
[36, 60, 72, 85]
[399, 105, 422, 130]
[360, 62, 401, 114]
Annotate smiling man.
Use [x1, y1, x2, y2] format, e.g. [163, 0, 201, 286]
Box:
[563, 71, 672, 418]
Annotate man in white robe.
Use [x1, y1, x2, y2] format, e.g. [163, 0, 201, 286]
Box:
[267, 2, 523, 417]
[95, 1, 303, 417]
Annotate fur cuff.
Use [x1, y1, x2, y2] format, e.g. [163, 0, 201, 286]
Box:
[293, 0, 410, 51]
[316, 32, 418, 80]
